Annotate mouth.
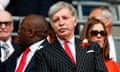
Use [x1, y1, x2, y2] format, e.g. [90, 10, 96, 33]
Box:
[96, 40, 102, 43]
[0, 31, 8, 33]
[58, 28, 67, 33]
[0, 29, 8, 32]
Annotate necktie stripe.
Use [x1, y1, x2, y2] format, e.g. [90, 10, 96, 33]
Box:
[64, 41, 75, 65]
[16, 48, 30, 72]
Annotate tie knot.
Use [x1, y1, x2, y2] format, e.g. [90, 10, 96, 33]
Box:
[1, 43, 10, 61]
[2, 43, 9, 49]
[64, 40, 69, 44]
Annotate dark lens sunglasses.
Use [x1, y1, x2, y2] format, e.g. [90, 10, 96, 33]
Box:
[0, 21, 12, 25]
[90, 30, 107, 36]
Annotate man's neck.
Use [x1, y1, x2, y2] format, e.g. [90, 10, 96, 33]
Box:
[0, 37, 10, 42]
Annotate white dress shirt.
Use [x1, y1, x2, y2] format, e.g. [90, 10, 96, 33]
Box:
[57, 35, 76, 62]
[108, 35, 117, 61]
[15, 39, 45, 72]
[0, 37, 14, 62]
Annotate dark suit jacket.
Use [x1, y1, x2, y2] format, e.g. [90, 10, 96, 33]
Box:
[35, 37, 107, 72]
[0, 42, 21, 72]
[24, 39, 50, 72]
[2, 39, 49, 72]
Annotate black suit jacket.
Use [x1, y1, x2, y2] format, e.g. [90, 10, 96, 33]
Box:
[24, 39, 50, 72]
[2, 39, 49, 72]
[0, 42, 21, 72]
[35, 37, 107, 72]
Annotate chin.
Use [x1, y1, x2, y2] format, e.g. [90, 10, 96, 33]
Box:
[99, 44, 103, 48]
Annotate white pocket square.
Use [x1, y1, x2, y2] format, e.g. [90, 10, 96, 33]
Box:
[86, 50, 95, 53]
[39, 46, 44, 49]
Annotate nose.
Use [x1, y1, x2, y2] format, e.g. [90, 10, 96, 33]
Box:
[0, 24, 6, 28]
[97, 33, 102, 37]
[59, 18, 64, 26]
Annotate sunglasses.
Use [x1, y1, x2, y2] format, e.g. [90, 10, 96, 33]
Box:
[90, 30, 107, 36]
[0, 21, 12, 25]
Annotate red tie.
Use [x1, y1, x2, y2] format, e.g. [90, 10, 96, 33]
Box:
[64, 40, 75, 65]
[16, 48, 30, 72]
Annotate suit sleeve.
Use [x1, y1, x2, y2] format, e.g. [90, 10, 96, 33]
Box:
[94, 42, 108, 72]
[35, 50, 50, 72]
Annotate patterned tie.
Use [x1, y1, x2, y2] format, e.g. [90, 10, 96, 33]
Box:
[64, 40, 75, 65]
[2, 43, 10, 60]
[16, 48, 30, 72]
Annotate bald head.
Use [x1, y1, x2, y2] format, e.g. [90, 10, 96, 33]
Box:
[89, 7, 112, 21]
[89, 8, 103, 19]
[21, 14, 49, 34]
[0, 10, 13, 21]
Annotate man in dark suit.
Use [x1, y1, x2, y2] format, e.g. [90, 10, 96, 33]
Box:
[15, 14, 50, 72]
[0, 10, 21, 72]
[4, 14, 50, 72]
[35, 1, 107, 72]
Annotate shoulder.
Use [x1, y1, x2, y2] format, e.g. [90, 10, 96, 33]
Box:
[75, 37, 98, 44]
[39, 40, 58, 51]
[41, 39, 50, 47]
[36, 41, 55, 53]
[104, 59, 120, 72]
[35, 43, 55, 60]
[105, 59, 119, 66]
[12, 42, 21, 50]
[89, 40, 99, 47]
[75, 37, 100, 48]
[35, 39, 62, 56]
[11, 42, 25, 56]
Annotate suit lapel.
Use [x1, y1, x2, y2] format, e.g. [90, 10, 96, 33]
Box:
[41, 39, 49, 47]
[25, 40, 49, 72]
[75, 38, 88, 70]
[25, 56, 35, 72]
[50, 40, 75, 69]
[5, 44, 23, 72]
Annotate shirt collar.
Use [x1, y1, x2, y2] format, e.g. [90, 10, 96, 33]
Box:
[29, 39, 45, 51]
[57, 35, 75, 46]
[0, 37, 12, 46]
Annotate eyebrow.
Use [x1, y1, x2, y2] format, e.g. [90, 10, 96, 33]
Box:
[0, 21, 13, 25]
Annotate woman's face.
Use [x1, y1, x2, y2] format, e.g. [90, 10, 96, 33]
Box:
[88, 23, 107, 48]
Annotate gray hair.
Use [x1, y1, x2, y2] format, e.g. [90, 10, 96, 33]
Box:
[48, 1, 77, 20]
[101, 7, 112, 19]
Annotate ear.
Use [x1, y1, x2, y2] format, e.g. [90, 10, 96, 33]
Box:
[73, 17, 77, 27]
[28, 29, 35, 37]
[106, 18, 111, 26]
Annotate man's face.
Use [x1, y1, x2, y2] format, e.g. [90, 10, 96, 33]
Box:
[17, 20, 30, 47]
[51, 8, 77, 40]
[0, 12, 13, 41]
